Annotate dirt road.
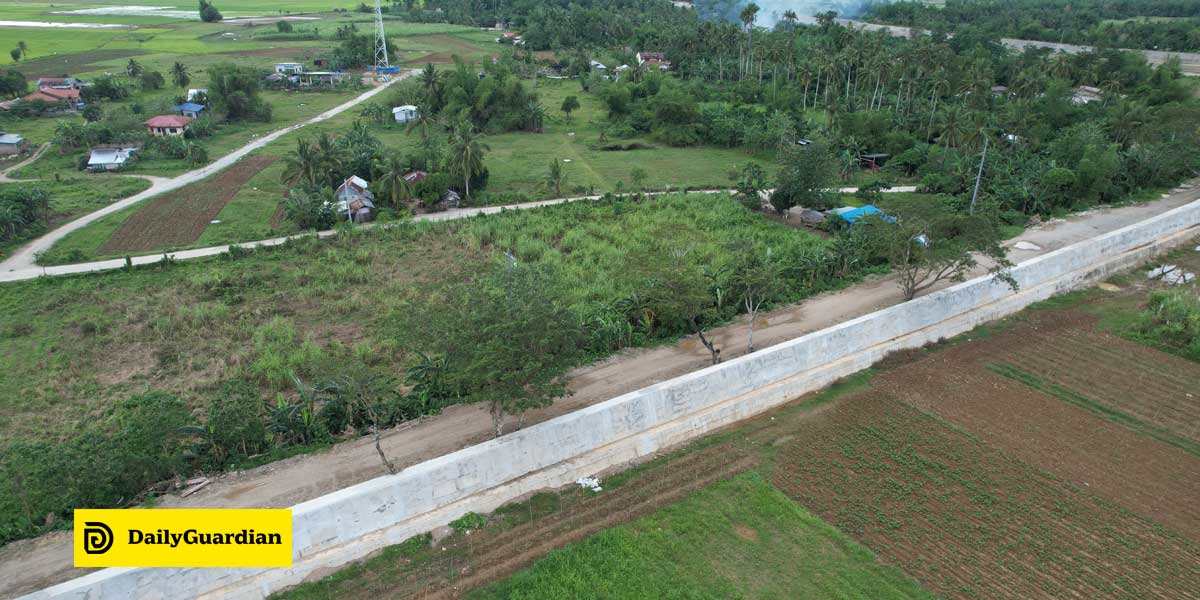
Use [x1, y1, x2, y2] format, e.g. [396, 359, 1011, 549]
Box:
[3, 181, 1195, 598]
[0, 144, 48, 183]
[0, 185, 916, 283]
[0, 72, 409, 272]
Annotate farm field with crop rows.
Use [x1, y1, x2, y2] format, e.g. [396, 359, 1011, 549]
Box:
[281, 255, 1200, 599]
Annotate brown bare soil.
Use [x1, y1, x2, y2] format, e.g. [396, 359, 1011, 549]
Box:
[307, 443, 757, 599]
[879, 312, 1200, 541]
[100, 156, 274, 254]
[8, 49, 149, 77]
[998, 317, 1200, 441]
[767, 392, 1200, 599]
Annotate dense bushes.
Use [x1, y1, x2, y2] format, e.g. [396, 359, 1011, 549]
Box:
[0, 186, 50, 243]
[1135, 289, 1200, 360]
[0, 392, 192, 544]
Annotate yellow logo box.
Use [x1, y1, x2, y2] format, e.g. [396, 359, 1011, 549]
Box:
[74, 509, 292, 568]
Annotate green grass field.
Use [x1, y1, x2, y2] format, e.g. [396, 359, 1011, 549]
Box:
[43, 75, 778, 261]
[0, 4, 510, 261]
[469, 473, 932, 600]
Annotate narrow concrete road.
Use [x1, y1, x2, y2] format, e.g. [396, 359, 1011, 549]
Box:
[3, 182, 1195, 599]
[0, 143, 49, 183]
[0, 185, 917, 283]
[827, 17, 1200, 75]
[0, 72, 409, 271]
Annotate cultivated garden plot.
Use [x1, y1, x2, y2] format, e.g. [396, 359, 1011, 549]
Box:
[99, 155, 276, 254]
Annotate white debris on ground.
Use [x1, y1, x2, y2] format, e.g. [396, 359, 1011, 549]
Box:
[1013, 241, 1042, 251]
[575, 476, 602, 492]
[1146, 264, 1197, 285]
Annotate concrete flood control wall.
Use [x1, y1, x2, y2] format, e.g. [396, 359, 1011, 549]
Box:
[24, 200, 1200, 600]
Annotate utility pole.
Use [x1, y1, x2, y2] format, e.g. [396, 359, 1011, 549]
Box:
[969, 135, 989, 215]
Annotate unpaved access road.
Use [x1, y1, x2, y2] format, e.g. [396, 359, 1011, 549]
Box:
[0, 185, 916, 282]
[0, 72, 409, 272]
[1, 183, 1198, 598]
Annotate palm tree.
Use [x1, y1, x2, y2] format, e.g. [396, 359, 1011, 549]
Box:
[446, 122, 488, 199]
[373, 156, 413, 207]
[171, 62, 190, 88]
[17, 41, 27, 59]
[280, 139, 320, 187]
[781, 10, 798, 32]
[938, 105, 966, 149]
[418, 62, 442, 111]
[312, 132, 343, 188]
[543, 159, 564, 197]
[739, 2, 759, 80]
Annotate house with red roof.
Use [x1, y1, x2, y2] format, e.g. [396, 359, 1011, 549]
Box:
[143, 115, 193, 137]
[636, 51, 671, 70]
[0, 87, 83, 112]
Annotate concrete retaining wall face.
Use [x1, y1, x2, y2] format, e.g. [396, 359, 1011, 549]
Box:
[25, 201, 1200, 600]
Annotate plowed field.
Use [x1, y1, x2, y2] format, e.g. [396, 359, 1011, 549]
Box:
[768, 392, 1200, 599]
[100, 156, 274, 254]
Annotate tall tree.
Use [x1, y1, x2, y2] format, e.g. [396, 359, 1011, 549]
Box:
[171, 62, 190, 88]
[739, 2, 760, 80]
[729, 242, 786, 353]
[446, 122, 488, 199]
[397, 262, 583, 437]
[373, 155, 413, 207]
[543, 159, 564, 197]
[859, 198, 1015, 301]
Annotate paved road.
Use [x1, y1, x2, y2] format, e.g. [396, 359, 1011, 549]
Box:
[0, 185, 918, 283]
[3, 182, 1195, 599]
[829, 18, 1200, 75]
[0, 72, 409, 272]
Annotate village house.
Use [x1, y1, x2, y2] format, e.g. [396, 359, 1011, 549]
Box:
[497, 32, 523, 45]
[173, 102, 206, 119]
[590, 60, 607, 71]
[636, 51, 671, 70]
[36, 77, 85, 90]
[274, 62, 304, 75]
[299, 71, 352, 86]
[0, 132, 29, 156]
[0, 87, 84, 112]
[143, 115, 192, 137]
[86, 145, 139, 172]
[334, 175, 376, 223]
[402, 170, 428, 184]
[392, 105, 419, 123]
[1071, 85, 1103, 105]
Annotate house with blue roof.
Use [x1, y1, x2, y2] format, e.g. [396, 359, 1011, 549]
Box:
[173, 102, 206, 119]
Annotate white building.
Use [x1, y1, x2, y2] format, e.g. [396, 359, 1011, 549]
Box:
[187, 88, 208, 102]
[86, 146, 138, 171]
[274, 62, 304, 75]
[393, 105, 419, 123]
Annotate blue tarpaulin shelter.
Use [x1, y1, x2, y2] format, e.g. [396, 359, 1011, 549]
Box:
[838, 205, 895, 224]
